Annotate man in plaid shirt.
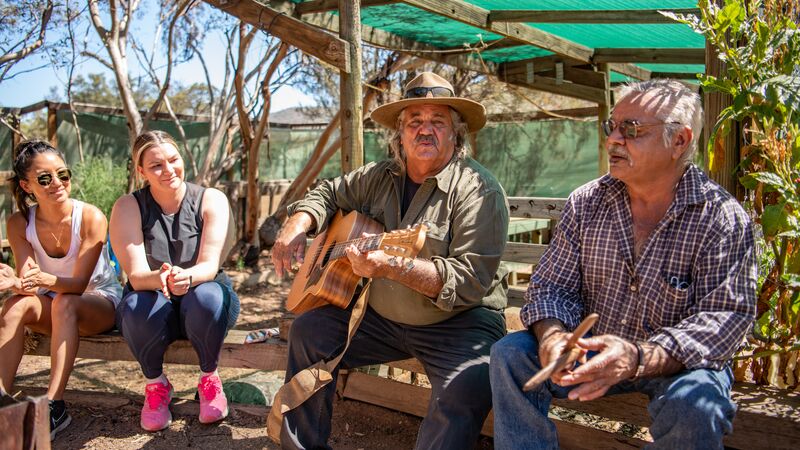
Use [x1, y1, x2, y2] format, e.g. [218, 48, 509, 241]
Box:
[490, 79, 757, 449]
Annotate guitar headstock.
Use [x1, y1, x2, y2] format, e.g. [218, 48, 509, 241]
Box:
[380, 223, 428, 258]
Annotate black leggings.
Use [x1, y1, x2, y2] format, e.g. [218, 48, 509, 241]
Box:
[115, 276, 240, 379]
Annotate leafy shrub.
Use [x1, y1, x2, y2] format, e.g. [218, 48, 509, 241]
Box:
[71, 155, 127, 219]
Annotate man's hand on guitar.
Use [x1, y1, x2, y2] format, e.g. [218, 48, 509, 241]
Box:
[273, 212, 314, 278]
[345, 236, 391, 279]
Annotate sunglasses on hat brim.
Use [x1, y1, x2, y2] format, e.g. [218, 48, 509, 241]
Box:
[35, 168, 72, 187]
[404, 86, 454, 99]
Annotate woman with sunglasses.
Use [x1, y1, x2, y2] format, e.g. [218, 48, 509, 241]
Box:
[0, 140, 122, 440]
[110, 130, 238, 432]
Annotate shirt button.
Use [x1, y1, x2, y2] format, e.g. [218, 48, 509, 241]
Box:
[621, 319, 628, 325]
[630, 284, 638, 292]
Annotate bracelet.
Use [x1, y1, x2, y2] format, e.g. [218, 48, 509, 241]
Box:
[630, 342, 646, 380]
[188, 275, 193, 287]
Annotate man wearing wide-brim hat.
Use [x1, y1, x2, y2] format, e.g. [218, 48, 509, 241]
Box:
[271, 72, 509, 449]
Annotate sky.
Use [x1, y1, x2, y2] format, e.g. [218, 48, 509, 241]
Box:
[0, 2, 317, 112]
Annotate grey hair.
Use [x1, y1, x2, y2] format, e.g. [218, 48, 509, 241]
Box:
[617, 79, 703, 165]
[388, 108, 471, 173]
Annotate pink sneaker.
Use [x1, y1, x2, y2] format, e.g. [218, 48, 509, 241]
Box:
[198, 373, 228, 424]
[140, 380, 173, 431]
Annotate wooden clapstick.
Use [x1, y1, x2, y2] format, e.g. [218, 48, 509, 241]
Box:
[522, 313, 600, 392]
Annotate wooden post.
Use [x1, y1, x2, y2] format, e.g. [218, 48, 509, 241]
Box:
[338, 0, 363, 173]
[596, 63, 611, 175]
[10, 115, 21, 154]
[47, 102, 58, 147]
[245, 127, 260, 245]
[703, 38, 739, 197]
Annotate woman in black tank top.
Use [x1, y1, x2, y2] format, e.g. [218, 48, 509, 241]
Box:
[110, 131, 239, 432]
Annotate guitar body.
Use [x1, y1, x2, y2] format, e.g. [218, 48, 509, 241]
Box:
[286, 210, 384, 314]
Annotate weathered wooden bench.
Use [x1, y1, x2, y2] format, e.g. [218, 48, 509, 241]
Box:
[20, 196, 800, 449]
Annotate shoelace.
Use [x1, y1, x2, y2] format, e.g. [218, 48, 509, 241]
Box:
[145, 383, 170, 409]
[198, 376, 221, 400]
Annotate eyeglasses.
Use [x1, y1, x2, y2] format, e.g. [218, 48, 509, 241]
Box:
[601, 119, 681, 139]
[404, 86, 454, 99]
[35, 168, 72, 187]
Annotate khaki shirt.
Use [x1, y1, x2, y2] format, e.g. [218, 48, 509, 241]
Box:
[288, 157, 509, 325]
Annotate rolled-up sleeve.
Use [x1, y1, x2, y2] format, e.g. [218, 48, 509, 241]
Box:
[648, 202, 757, 370]
[520, 195, 584, 331]
[430, 187, 508, 311]
[287, 162, 382, 235]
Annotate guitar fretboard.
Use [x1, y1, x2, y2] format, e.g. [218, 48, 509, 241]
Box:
[326, 234, 384, 261]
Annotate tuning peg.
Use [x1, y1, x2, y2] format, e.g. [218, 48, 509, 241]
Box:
[388, 256, 398, 267]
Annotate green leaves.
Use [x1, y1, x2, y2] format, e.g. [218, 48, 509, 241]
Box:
[760, 203, 795, 239]
[715, 1, 746, 34]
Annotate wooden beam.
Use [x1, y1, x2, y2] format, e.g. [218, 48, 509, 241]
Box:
[704, 38, 739, 196]
[507, 197, 566, 220]
[338, 0, 363, 173]
[296, 0, 393, 15]
[499, 63, 608, 104]
[25, 330, 289, 371]
[202, 0, 350, 73]
[397, 0, 594, 63]
[593, 48, 705, 64]
[650, 71, 701, 79]
[488, 106, 599, 122]
[608, 62, 651, 81]
[47, 102, 57, 148]
[488, 8, 701, 24]
[597, 63, 611, 176]
[302, 12, 492, 74]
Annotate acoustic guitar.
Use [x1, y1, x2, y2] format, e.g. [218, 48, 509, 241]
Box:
[286, 210, 428, 314]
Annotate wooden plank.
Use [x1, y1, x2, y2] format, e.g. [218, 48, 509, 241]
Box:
[0, 401, 29, 450]
[608, 62, 651, 81]
[296, 0, 393, 15]
[724, 383, 800, 450]
[397, 0, 594, 63]
[488, 8, 700, 24]
[342, 371, 647, 447]
[302, 12, 492, 74]
[338, 0, 363, 174]
[507, 285, 526, 307]
[502, 241, 547, 264]
[597, 62, 611, 175]
[47, 102, 57, 147]
[593, 48, 705, 64]
[500, 67, 609, 104]
[508, 197, 567, 220]
[488, 106, 599, 123]
[202, 0, 350, 73]
[25, 330, 289, 371]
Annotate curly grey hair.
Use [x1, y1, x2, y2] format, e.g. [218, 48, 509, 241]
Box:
[388, 108, 471, 173]
[617, 79, 704, 166]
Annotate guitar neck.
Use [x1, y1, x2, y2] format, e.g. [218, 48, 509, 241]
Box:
[329, 234, 385, 261]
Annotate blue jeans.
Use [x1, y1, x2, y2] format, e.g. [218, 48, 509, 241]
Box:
[281, 304, 506, 450]
[490, 331, 736, 450]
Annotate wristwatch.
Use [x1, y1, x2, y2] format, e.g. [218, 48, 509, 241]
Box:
[631, 342, 646, 380]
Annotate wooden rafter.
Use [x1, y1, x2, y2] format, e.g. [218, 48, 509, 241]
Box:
[203, 0, 350, 73]
[488, 8, 700, 24]
[593, 48, 705, 64]
[396, 0, 594, 63]
[607, 63, 651, 81]
[303, 12, 493, 74]
[296, 0, 393, 15]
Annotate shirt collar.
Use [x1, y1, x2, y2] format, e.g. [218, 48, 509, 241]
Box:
[389, 154, 460, 193]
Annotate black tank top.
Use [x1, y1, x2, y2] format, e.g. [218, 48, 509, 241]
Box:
[133, 182, 205, 270]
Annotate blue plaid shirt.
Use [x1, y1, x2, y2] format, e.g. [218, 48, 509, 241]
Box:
[521, 165, 757, 370]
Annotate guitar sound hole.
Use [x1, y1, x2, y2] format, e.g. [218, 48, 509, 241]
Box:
[320, 239, 335, 267]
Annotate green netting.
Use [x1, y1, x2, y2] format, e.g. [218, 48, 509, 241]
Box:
[298, 0, 704, 75]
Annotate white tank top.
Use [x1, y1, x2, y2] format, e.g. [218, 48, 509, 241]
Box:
[25, 200, 122, 306]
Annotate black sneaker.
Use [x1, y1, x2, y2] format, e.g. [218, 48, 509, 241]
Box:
[49, 400, 72, 440]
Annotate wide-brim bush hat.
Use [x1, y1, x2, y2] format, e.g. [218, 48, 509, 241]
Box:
[370, 72, 487, 132]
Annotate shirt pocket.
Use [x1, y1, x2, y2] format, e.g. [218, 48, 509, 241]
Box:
[651, 273, 693, 329]
[421, 220, 450, 259]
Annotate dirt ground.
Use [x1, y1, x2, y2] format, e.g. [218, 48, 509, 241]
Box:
[11, 262, 495, 450]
